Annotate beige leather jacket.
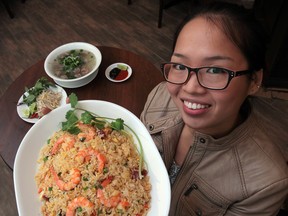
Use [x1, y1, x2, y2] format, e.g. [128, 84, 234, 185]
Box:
[140, 82, 288, 216]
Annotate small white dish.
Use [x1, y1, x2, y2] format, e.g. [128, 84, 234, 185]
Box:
[105, 63, 132, 82]
[17, 85, 67, 124]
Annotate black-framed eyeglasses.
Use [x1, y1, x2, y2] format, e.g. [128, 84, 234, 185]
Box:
[160, 62, 253, 90]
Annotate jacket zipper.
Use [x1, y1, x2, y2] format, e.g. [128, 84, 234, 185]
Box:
[184, 183, 224, 209]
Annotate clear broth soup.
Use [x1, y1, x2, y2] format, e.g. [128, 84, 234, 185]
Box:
[52, 49, 96, 79]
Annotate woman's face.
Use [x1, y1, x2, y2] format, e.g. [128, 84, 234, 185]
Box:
[167, 17, 258, 138]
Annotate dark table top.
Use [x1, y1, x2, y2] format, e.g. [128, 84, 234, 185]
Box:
[0, 46, 164, 169]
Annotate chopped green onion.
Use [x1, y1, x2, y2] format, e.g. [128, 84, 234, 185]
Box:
[76, 207, 82, 212]
[103, 167, 109, 174]
[43, 156, 48, 162]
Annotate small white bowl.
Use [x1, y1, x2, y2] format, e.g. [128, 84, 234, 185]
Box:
[44, 42, 102, 88]
[105, 63, 132, 82]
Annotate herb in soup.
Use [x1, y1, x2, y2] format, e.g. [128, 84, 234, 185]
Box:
[52, 49, 96, 79]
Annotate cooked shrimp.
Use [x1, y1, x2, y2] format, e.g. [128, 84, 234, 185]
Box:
[50, 166, 81, 191]
[97, 177, 130, 209]
[119, 199, 130, 209]
[102, 127, 113, 137]
[66, 196, 94, 216]
[100, 176, 114, 188]
[77, 122, 96, 141]
[51, 134, 75, 154]
[96, 189, 121, 208]
[76, 147, 106, 172]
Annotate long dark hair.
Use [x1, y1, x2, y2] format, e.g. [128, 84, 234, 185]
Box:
[173, 1, 267, 72]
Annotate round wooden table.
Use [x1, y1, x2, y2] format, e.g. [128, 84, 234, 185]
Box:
[0, 46, 164, 169]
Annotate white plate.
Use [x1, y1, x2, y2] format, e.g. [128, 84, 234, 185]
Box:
[105, 63, 132, 82]
[16, 85, 67, 124]
[14, 100, 171, 216]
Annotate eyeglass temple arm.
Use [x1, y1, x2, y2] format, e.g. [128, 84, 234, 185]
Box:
[233, 70, 253, 77]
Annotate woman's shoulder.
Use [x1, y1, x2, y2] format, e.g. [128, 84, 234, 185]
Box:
[249, 96, 288, 161]
[142, 82, 176, 109]
[250, 96, 288, 132]
[140, 82, 179, 125]
[251, 95, 288, 114]
[251, 90, 288, 123]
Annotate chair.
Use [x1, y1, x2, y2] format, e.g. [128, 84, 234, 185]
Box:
[158, 0, 187, 28]
[1, 0, 14, 18]
[128, 0, 174, 28]
[128, 0, 195, 28]
[277, 209, 288, 216]
[1, 0, 26, 19]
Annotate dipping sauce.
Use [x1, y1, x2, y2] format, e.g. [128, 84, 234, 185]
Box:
[52, 49, 96, 79]
[109, 67, 129, 81]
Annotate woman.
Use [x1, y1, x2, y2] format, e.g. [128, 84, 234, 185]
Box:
[141, 2, 288, 215]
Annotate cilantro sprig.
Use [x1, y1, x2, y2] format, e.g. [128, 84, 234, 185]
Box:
[58, 49, 84, 78]
[62, 93, 145, 179]
[18, 77, 56, 118]
[61, 93, 125, 134]
[21, 77, 56, 106]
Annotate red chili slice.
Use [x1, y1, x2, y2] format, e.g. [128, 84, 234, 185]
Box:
[30, 112, 39, 119]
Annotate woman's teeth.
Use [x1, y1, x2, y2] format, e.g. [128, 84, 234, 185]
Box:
[184, 101, 209, 110]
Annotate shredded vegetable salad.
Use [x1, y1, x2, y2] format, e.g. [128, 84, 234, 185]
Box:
[18, 77, 62, 119]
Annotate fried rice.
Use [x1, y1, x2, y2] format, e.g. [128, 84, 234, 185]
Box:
[35, 123, 151, 216]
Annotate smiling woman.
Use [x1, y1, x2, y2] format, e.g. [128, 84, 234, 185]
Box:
[140, 2, 288, 216]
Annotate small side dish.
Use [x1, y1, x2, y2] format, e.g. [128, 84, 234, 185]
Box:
[17, 77, 67, 123]
[105, 63, 132, 83]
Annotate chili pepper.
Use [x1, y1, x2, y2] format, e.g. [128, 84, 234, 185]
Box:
[30, 112, 39, 119]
